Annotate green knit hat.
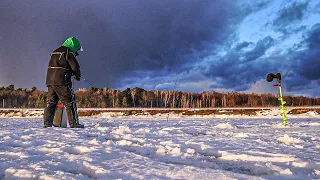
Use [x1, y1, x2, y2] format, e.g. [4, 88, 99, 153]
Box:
[62, 37, 81, 52]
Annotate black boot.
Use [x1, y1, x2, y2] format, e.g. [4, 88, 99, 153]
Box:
[43, 102, 57, 128]
[44, 122, 53, 128]
[71, 124, 85, 128]
[65, 102, 84, 128]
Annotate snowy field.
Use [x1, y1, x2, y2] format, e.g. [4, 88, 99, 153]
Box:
[0, 117, 319, 180]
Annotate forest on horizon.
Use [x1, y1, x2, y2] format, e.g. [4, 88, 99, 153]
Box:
[0, 84, 319, 108]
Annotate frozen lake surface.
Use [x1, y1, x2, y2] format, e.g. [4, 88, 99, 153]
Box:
[0, 117, 319, 179]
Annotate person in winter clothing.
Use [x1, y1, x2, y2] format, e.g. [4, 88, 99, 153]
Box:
[44, 37, 84, 128]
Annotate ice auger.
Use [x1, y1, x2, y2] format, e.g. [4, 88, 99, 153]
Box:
[266, 73, 288, 126]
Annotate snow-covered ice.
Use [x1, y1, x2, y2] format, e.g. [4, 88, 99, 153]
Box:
[0, 117, 319, 179]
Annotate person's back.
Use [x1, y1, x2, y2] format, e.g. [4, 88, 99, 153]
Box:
[43, 37, 84, 128]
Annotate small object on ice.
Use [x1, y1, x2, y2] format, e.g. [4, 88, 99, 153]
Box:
[53, 104, 68, 128]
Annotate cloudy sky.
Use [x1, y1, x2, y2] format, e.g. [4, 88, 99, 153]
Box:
[0, 0, 319, 96]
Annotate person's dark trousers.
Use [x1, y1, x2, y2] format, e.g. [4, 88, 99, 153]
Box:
[43, 85, 78, 128]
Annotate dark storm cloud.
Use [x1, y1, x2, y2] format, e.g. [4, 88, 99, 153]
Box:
[204, 36, 277, 91]
[204, 1, 319, 95]
[234, 42, 253, 51]
[4, 0, 317, 95]
[203, 0, 319, 95]
[243, 36, 274, 62]
[284, 73, 312, 91]
[315, 3, 320, 13]
[273, 23, 320, 93]
[296, 23, 320, 80]
[0, 0, 241, 89]
[272, 1, 309, 33]
[208, 57, 284, 91]
[274, 1, 309, 26]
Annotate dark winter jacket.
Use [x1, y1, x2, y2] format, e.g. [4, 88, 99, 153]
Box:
[45, 46, 81, 85]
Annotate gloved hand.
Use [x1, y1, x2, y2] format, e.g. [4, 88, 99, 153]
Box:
[75, 76, 81, 81]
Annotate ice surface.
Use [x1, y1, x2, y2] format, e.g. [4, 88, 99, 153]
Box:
[0, 117, 319, 179]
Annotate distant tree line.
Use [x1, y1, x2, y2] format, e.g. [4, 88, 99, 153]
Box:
[0, 84, 319, 108]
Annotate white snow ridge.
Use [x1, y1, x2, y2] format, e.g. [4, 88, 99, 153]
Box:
[277, 134, 302, 145]
[0, 117, 319, 179]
